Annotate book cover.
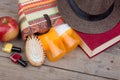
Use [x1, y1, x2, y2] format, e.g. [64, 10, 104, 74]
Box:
[76, 22, 120, 58]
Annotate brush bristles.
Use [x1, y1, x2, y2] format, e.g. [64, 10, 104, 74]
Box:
[25, 35, 45, 66]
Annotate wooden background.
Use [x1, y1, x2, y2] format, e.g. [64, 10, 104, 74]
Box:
[0, 0, 120, 80]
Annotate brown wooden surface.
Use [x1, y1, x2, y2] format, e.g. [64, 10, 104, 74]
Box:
[0, 0, 119, 80]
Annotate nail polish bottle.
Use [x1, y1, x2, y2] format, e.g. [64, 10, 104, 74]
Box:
[10, 53, 27, 67]
[2, 43, 21, 53]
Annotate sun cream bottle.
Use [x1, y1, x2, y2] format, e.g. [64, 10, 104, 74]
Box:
[38, 24, 81, 62]
[38, 28, 66, 62]
[54, 24, 81, 53]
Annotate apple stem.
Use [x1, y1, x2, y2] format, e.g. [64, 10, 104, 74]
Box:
[2, 18, 8, 24]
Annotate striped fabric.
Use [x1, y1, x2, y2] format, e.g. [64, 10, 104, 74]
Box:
[18, 0, 64, 40]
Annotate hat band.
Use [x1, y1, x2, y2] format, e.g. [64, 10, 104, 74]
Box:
[68, 0, 114, 21]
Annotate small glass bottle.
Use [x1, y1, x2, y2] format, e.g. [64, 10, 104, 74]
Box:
[2, 43, 21, 53]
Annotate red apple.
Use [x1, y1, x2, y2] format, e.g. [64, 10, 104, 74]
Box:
[0, 16, 19, 42]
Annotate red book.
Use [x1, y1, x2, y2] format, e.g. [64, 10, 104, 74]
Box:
[76, 22, 120, 58]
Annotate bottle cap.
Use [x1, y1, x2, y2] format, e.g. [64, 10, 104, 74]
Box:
[2, 43, 13, 53]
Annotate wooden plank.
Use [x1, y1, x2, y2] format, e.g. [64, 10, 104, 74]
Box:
[0, 0, 18, 19]
[45, 45, 120, 80]
[0, 37, 119, 79]
[0, 57, 111, 80]
[0, 39, 118, 80]
[0, 0, 119, 80]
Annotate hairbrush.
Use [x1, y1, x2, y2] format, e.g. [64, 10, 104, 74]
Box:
[25, 35, 45, 66]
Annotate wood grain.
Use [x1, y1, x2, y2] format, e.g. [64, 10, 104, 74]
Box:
[0, 0, 119, 80]
[0, 57, 112, 80]
[45, 45, 120, 79]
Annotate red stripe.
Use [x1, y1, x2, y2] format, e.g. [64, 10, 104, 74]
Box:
[18, 1, 56, 16]
[18, 4, 24, 16]
[19, 0, 56, 11]
[22, 0, 47, 8]
[18, 12, 22, 17]
[25, 3, 57, 15]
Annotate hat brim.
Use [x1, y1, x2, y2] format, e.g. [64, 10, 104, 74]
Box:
[57, 0, 120, 34]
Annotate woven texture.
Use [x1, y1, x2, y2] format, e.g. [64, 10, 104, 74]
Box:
[57, 0, 120, 34]
[18, 0, 63, 40]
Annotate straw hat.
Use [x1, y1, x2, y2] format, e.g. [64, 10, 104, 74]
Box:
[57, 0, 120, 33]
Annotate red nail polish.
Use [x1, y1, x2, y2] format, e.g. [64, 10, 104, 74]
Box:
[10, 53, 27, 67]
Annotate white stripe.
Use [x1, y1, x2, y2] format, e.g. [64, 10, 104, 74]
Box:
[19, 0, 41, 5]
[54, 24, 71, 36]
[26, 7, 58, 21]
[20, 20, 29, 31]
